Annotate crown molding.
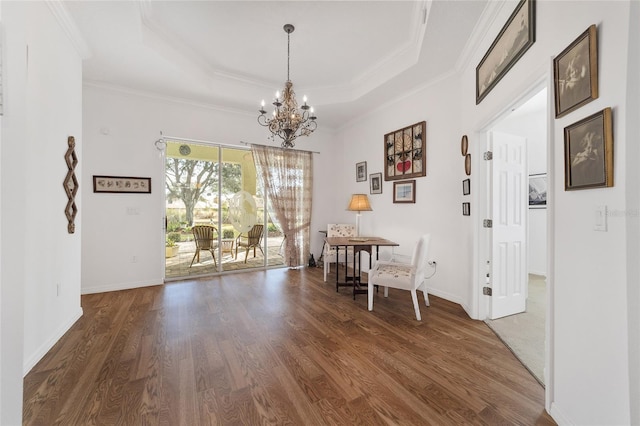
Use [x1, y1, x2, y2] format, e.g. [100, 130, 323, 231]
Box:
[454, 0, 507, 74]
[83, 80, 254, 118]
[46, 0, 92, 59]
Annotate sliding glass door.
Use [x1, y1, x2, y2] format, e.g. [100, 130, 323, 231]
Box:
[164, 141, 284, 279]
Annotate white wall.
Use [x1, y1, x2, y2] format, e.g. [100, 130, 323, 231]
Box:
[338, 73, 468, 306]
[1, 1, 84, 423]
[455, 1, 635, 424]
[81, 85, 338, 293]
[22, 2, 84, 373]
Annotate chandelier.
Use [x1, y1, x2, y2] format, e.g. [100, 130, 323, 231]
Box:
[258, 24, 317, 148]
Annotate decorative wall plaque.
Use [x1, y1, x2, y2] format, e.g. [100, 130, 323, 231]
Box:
[63, 136, 78, 233]
[384, 121, 426, 181]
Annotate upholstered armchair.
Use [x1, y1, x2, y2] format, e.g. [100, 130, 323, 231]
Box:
[368, 234, 431, 320]
[323, 223, 356, 282]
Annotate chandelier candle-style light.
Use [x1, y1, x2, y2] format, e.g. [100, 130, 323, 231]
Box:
[258, 24, 317, 148]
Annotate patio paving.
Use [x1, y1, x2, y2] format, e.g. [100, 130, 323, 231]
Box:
[165, 236, 286, 279]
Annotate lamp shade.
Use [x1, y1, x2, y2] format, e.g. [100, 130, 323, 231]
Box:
[347, 194, 372, 212]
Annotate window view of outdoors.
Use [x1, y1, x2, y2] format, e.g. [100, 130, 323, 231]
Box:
[164, 142, 285, 279]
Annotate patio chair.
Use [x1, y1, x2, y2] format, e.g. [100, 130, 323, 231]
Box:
[190, 225, 218, 268]
[235, 224, 265, 262]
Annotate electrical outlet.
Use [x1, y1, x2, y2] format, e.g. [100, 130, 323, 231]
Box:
[428, 261, 437, 267]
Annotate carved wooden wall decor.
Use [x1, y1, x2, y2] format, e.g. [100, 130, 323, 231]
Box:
[64, 136, 78, 233]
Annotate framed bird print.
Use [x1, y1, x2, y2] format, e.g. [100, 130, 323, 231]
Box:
[384, 121, 426, 181]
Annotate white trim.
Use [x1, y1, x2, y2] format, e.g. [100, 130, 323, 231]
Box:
[81, 279, 161, 295]
[45, 0, 91, 59]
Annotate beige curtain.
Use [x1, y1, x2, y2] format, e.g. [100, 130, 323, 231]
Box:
[251, 145, 313, 267]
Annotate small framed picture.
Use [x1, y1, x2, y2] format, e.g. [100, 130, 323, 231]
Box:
[93, 175, 152, 194]
[356, 161, 367, 182]
[393, 180, 416, 203]
[564, 107, 613, 190]
[369, 172, 382, 194]
[462, 202, 471, 216]
[553, 24, 598, 118]
[528, 174, 547, 208]
[463, 179, 471, 195]
[464, 154, 471, 176]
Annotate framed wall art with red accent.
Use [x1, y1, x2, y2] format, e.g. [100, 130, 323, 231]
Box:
[384, 121, 426, 181]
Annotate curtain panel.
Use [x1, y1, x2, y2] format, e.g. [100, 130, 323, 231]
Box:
[251, 145, 313, 267]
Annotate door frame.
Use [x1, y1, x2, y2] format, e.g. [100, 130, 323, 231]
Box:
[472, 72, 555, 411]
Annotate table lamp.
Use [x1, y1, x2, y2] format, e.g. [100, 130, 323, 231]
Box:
[347, 194, 372, 236]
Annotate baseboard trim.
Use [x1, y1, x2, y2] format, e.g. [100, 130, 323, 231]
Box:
[23, 307, 83, 376]
[81, 279, 163, 295]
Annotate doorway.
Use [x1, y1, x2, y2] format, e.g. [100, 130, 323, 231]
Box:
[163, 141, 286, 280]
[483, 86, 548, 385]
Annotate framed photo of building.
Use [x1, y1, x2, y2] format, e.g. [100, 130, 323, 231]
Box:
[553, 24, 598, 118]
[463, 179, 471, 195]
[384, 121, 426, 181]
[564, 107, 613, 190]
[462, 202, 471, 216]
[476, 0, 536, 104]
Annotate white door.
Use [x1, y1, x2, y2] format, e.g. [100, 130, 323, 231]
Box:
[489, 131, 527, 319]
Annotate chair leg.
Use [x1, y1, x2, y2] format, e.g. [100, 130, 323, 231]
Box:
[244, 248, 250, 263]
[384, 286, 389, 298]
[410, 290, 422, 321]
[418, 282, 430, 306]
[323, 260, 328, 282]
[189, 251, 198, 267]
[368, 282, 374, 311]
[209, 249, 217, 268]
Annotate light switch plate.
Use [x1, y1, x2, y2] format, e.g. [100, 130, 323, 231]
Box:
[594, 205, 607, 232]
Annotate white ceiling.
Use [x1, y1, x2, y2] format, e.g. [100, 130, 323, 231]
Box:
[64, 0, 491, 130]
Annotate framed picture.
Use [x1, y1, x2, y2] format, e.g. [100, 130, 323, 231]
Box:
[369, 172, 382, 194]
[553, 24, 598, 118]
[564, 107, 613, 190]
[462, 202, 471, 216]
[393, 180, 416, 203]
[384, 121, 426, 181]
[528, 173, 547, 208]
[356, 161, 367, 182]
[463, 179, 471, 196]
[93, 175, 152, 193]
[465, 154, 471, 176]
[476, 0, 536, 104]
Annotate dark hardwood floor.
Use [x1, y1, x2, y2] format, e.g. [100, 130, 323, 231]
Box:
[23, 267, 556, 425]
